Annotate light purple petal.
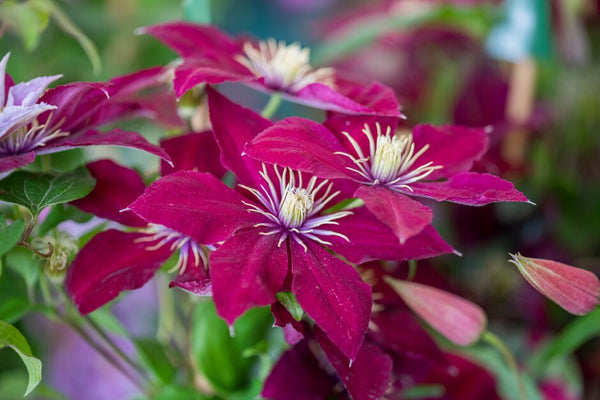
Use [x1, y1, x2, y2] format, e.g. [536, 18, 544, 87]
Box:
[0, 53, 9, 109]
[6, 75, 62, 106]
[70, 160, 147, 227]
[0, 103, 56, 140]
[329, 207, 454, 264]
[37, 128, 171, 163]
[291, 240, 371, 360]
[356, 184, 432, 244]
[65, 229, 172, 314]
[315, 327, 393, 400]
[210, 229, 288, 324]
[207, 86, 271, 187]
[245, 117, 359, 181]
[129, 171, 261, 245]
[411, 124, 489, 180]
[407, 172, 530, 204]
[0, 151, 36, 175]
[160, 131, 226, 177]
[262, 338, 338, 400]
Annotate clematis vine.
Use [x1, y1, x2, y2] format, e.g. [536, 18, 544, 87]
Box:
[138, 22, 401, 116]
[245, 114, 530, 244]
[66, 132, 222, 314]
[0, 52, 171, 176]
[128, 87, 452, 360]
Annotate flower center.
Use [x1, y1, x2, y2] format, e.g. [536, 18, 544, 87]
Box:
[136, 224, 206, 275]
[0, 115, 68, 156]
[239, 164, 351, 251]
[235, 39, 335, 93]
[335, 123, 442, 191]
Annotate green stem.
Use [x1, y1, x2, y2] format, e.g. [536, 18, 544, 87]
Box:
[260, 93, 282, 119]
[407, 260, 417, 281]
[41, 155, 51, 173]
[482, 331, 526, 400]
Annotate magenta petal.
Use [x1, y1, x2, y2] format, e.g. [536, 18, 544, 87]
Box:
[262, 338, 338, 400]
[173, 58, 252, 97]
[65, 230, 172, 314]
[411, 124, 489, 180]
[246, 117, 357, 181]
[315, 326, 393, 400]
[129, 171, 259, 244]
[140, 22, 242, 58]
[334, 77, 402, 117]
[160, 131, 226, 177]
[169, 265, 212, 296]
[71, 160, 147, 227]
[292, 83, 373, 114]
[0, 151, 35, 175]
[356, 184, 433, 244]
[207, 86, 271, 186]
[38, 128, 171, 163]
[291, 240, 371, 360]
[210, 229, 287, 324]
[408, 172, 530, 205]
[330, 208, 454, 264]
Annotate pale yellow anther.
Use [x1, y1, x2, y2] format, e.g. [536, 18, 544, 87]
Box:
[279, 186, 314, 228]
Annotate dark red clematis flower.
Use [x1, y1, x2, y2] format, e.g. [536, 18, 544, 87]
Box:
[0, 53, 171, 176]
[138, 22, 401, 116]
[244, 114, 530, 244]
[128, 87, 452, 360]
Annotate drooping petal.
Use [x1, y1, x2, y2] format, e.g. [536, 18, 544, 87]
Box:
[37, 128, 171, 163]
[71, 160, 147, 227]
[0, 152, 36, 176]
[291, 239, 371, 360]
[356, 184, 433, 244]
[332, 77, 402, 117]
[6, 75, 62, 107]
[173, 57, 253, 97]
[207, 86, 271, 187]
[262, 338, 339, 400]
[65, 230, 172, 314]
[407, 172, 530, 205]
[315, 326, 393, 400]
[411, 124, 489, 180]
[509, 253, 600, 315]
[139, 22, 243, 59]
[129, 171, 260, 244]
[210, 229, 288, 324]
[385, 278, 487, 346]
[160, 131, 226, 177]
[329, 208, 454, 264]
[291, 83, 373, 115]
[169, 264, 212, 296]
[245, 116, 358, 181]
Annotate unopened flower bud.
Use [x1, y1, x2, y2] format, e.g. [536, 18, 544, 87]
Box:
[36, 232, 78, 284]
[508, 253, 600, 315]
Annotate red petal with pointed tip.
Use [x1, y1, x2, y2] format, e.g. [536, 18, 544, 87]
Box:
[315, 326, 393, 400]
[210, 229, 287, 324]
[71, 160, 147, 227]
[129, 171, 260, 244]
[356, 184, 433, 244]
[207, 87, 272, 187]
[65, 230, 172, 314]
[411, 124, 489, 180]
[291, 240, 371, 360]
[174, 58, 252, 97]
[386, 278, 486, 346]
[245, 117, 358, 181]
[333, 77, 402, 117]
[510, 254, 600, 315]
[160, 131, 226, 177]
[408, 172, 530, 205]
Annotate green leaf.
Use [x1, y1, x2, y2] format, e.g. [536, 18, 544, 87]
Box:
[5, 246, 40, 292]
[183, 0, 211, 24]
[38, 204, 93, 236]
[153, 385, 214, 400]
[0, 267, 32, 323]
[276, 291, 303, 321]
[0, 320, 42, 397]
[0, 214, 6, 229]
[191, 301, 274, 396]
[135, 338, 176, 384]
[0, 219, 25, 257]
[0, 1, 50, 50]
[0, 167, 96, 215]
[400, 384, 445, 399]
[529, 309, 600, 375]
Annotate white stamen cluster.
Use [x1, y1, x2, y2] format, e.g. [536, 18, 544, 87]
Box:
[235, 39, 335, 93]
[0, 115, 68, 156]
[239, 164, 351, 251]
[136, 224, 206, 275]
[335, 123, 442, 191]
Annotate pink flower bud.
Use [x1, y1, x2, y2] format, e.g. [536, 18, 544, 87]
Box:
[509, 253, 600, 315]
[384, 277, 486, 346]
